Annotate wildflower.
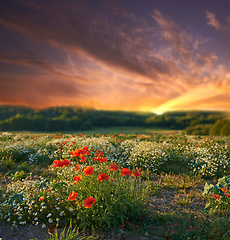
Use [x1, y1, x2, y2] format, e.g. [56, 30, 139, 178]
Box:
[75, 164, 80, 172]
[42, 223, 46, 228]
[109, 163, 118, 171]
[68, 191, 78, 201]
[83, 166, 94, 176]
[73, 175, 82, 184]
[95, 150, 104, 156]
[97, 173, 109, 181]
[132, 171, 141, 177]
[226, 193, 230, 198]
[212, 194, 220, 200]
[39, 196, 45, 201]
[60, 211, 64, 216]
[83, 197, 95, 208]
[109, 178, 115, 182]
[94, 156, 108, 162]
[80, 155, 86, 162]
[121, 168, 131, 176]
[221, 188, 228, 194]
[53, 159, 71, 168]
[47, 213, 52, 218]
[49, 230, 54, 234]
[118, 225, 123, 229]
[46, 188, 51, 193]
[196, 144, 200, 147]
[48, 218, 53, 223]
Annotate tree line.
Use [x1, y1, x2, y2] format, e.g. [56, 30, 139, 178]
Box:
[0, 105, 229, 135]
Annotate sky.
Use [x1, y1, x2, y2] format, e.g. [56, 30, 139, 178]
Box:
[0, 0, 230, 113]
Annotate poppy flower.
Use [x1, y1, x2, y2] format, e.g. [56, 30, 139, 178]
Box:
[83, 197, 95, 208]
[221, 188, 228, 194]
[97, 173, 109, 181]
[95, 150, 104, 156]
[121, 168, 131, 176]
[73, 175, 82, 184]
[39, 196, 45, 201]
[62, 159, 71, 167]
[68, 191, 78, 201]
[212, 194, 220, 200]
[83, 166, 94, 176]
[53, 160, 62, 168]
[226, 193, 230, 198]
[75, 164, 80, 172]
[109, 163, 118, 171]
[46, 188, 51, 193]
[109, 178, 115, 182]
[94, 156, 108, 162]
[132, 171, 141, 177]
[80, 155, 86, 162]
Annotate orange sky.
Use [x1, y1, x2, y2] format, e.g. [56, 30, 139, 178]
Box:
[0, 0, 230, 113]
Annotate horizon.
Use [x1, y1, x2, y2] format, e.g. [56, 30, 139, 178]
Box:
[1, 0, 230, 112]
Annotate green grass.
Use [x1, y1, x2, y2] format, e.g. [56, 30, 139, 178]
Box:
[1, 126, 180, 135]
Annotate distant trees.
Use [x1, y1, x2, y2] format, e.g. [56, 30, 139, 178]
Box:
[0, 105, 229, 135]
[210, 119, 230, 136]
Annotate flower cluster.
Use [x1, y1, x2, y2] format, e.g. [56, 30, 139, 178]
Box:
[53, 159, 71, 168]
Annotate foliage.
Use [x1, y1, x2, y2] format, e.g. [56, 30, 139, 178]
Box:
[203, 176, 230, 214]
[0, 105, 228, 134]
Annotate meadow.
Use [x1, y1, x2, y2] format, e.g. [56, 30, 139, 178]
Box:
[0, 131, 230, 240]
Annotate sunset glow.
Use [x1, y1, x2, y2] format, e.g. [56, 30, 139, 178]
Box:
[0, 0, 230, 112]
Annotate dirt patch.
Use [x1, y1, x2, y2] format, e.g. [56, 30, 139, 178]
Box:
[0, 222, 49, 240]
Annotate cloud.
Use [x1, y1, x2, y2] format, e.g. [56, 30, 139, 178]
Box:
[0, 1, 230, 112]
[0, 0, 174, 81]
[206, 11, 221, 30]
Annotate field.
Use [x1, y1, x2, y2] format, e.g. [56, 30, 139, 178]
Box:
[0, 131, 230, 240]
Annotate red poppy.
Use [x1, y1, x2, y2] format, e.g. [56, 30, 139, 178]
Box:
[73, 175, 82, 184]
[212, 194, 220, 200]
[53, 160, 62, 168]
[68, 191, 78, 201]
[196, 144, 200, 147]
[118, 225, 123, 229]
[94, 156, 108, 162]
[121, 168, 131, 176]
[75, 164, 80, 172]
[97, 173, 109, 181]
[109, 178, 115, 182]
[83, 166, 94, 176]
[109, 163, 118, 171]
[226, 193, 230, 198]
[62, 159, 71, 167]
[221, 188, 228, 194]
[132, 171, 141, 177]
[95, 150, 104, 156]
[39, 196, 45, 201]
[83, 197, 95, 208]
[80, 155, 86, 162]
[46, 188, 51, 193]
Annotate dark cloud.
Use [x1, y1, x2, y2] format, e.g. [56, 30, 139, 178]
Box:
[0, 0, 173, 80]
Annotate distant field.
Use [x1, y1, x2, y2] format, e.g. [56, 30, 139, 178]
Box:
[1, 126, 181, 135]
